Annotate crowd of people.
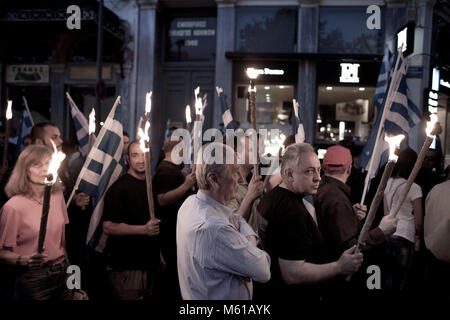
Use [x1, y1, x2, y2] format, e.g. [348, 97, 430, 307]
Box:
[0, 121, 449, 302]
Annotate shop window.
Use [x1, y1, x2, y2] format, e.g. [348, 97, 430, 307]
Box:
[235, 7, 297, 53]
[316, 85, 376, 143]
[233, 84, 294, 127]
[165, 16, 217, 61]
[319, 7, 384, 54]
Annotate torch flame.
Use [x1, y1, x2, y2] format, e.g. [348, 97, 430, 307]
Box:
[145, 92, 152, 114]
[6, 100, 12, 120]
[292, 99, 299, 119]
[385, 134, 405, 161]
[425, 113, 438, 138]
[89, 108, 96, 135]
[280, 133, 286, 145]
[45, 140, 66, 184]
[248, 85, 257, 93]
[246, 68, 259, 80]
[195, 89, 203, 116]
[138, 121, 150, 153]
[185, 105, 192, 124]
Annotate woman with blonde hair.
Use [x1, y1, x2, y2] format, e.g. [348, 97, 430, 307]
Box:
[0, 145, 72, 300]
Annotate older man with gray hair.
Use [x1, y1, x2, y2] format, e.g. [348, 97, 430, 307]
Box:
[176, 142, 271, 300]
[258, 143, 363, 301]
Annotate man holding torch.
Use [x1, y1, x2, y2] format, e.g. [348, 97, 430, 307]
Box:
[314, 145, 398, 296]
[102, 140, 161, 300]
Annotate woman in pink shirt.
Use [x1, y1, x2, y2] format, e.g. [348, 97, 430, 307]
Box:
[0, 145, 71, 300]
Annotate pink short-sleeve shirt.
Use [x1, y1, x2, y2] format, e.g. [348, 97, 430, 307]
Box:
[0, 191, 69, 262]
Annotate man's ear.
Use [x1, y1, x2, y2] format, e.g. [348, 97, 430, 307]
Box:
[346, 165, 352, 175]
[34, 138, 44, 145]
[206, 172, 219, 190]
[284, 168, 293, 181]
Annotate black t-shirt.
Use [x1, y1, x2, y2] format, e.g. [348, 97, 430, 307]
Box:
[258, 186, 325, 300]
[103, 173, 160, 270]
[153, 161, 192, 261]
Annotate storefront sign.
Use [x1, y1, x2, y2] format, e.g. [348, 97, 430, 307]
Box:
[432, 68, 440, 91]
[440, 79, 450, 89]
[166, 17, 216, 61]
[234, 61, 298, 84]
[6, 65, 49, 83]
[339, 63, 360, 83]
[396, 22, 415, 57]
[428, 67, 442, 113]
[251, 68, 285, 76]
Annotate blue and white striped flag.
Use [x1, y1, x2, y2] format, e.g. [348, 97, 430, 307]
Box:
[14, 97, 34, 156]
[292, 99, 305, 143]
[374, 47, 394, 110]
[72, 97, 124, 250]
[66, 92, 90, 157]
[216, 86, 237, 132]
[357, 49, 422, 182]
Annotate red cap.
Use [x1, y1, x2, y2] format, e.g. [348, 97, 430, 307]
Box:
[323, 145, 352, 171]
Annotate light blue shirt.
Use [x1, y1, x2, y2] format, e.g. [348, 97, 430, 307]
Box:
[177, 190, 271, 300]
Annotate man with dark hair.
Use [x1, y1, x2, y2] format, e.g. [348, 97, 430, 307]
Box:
[153, 136, 195, 300]
[102, 140, 161, 300]
[31, 122, 63, 151]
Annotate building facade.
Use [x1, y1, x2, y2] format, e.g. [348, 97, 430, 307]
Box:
[1, 0, 448, 168]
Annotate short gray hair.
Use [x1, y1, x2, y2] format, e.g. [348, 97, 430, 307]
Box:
[196, 142, 236, 190]
[280, 143, 315, 179]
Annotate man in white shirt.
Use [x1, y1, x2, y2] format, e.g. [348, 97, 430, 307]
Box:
[177, 142, 271, 300]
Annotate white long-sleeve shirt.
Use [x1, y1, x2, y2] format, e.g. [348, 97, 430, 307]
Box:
[177, 190, 271, 300]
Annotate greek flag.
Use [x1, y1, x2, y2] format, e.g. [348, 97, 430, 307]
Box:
[66, 92, 90, 157]
[357, 50, 422, 180]
[374, 47, 394, 110]
[292, 99, 305, 143]
[216, 86, 237, 132]
[14, 97, 34, 156]
[72, 97, 124, 250]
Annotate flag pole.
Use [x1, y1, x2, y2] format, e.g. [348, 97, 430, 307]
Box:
[246, 68, 259, 175]
[138, 92, 156, 220]
[22, 96, 35, 126]
[360, 49, 404, 205]
[390, 117, 439, 218]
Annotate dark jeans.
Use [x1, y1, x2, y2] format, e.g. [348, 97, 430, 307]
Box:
[13, 258, 72, 300]
[384, 235, 415, 290]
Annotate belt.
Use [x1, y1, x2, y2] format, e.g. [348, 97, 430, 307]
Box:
[42, 255, 67, 267]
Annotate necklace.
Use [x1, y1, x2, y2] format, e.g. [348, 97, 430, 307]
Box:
[29, 197, 43, 205]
